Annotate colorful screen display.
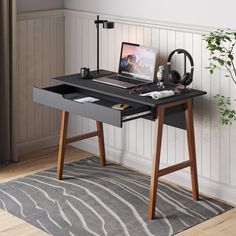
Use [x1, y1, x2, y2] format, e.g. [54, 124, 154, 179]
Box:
[119, 43, 157, 80]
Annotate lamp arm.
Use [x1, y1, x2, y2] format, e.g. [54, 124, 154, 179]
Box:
[94, 20, 108, 24]
[94, 15, 114, 74]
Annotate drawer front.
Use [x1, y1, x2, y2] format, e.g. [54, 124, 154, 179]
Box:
[33, 84, 151, 128]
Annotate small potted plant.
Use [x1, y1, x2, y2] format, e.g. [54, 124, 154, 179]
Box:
[203, 29, 236, 125]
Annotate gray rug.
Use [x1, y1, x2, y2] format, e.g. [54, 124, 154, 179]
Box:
[0, 157, 233, 236]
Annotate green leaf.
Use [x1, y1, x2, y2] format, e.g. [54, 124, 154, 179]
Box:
[228, 54, 234, 60]
[227, 61, 232, 66]
[217, 58, 225, 65]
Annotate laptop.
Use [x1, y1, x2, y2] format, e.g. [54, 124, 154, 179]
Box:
[92, 42, 158, 89]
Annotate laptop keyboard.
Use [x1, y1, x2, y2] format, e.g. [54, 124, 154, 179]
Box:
[110, 75, 146, 85]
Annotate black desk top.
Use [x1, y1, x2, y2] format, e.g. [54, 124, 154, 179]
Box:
[54, 70, 206, 108]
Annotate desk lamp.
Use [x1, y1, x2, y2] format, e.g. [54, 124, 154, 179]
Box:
[94, 15, 114, 74]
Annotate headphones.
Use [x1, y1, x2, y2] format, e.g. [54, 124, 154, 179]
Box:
[167, 49, 194, 86]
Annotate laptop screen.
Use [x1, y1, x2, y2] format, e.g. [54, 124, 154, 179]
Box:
[118, 42, 157, 81]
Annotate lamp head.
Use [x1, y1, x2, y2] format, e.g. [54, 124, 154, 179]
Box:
[103, 21, 114, 29]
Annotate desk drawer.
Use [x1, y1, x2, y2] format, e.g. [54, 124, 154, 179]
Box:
[33, 84, 151, 128]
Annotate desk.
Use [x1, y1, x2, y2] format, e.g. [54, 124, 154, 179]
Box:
[33, 70, 206, 220]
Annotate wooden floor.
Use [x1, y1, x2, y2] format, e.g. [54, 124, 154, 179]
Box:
[0, 146, 235, 236]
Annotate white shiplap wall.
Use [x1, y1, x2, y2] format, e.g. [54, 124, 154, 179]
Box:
[17, 10, 65, 154]
[64, 10, 236, 204]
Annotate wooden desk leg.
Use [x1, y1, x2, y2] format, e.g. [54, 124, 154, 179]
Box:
[57, 111, 69, 180]
[96, 121, 106, 166]
[185, 99, 199, 201]
[148, 105, 165, 220]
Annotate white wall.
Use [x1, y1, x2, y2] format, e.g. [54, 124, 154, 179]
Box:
[17, 0, 64, 12]
[64, 0, 236, 29]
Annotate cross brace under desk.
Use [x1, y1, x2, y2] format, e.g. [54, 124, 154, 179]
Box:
[33, 70, 206, 220]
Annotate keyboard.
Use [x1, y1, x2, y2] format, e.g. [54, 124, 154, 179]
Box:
[109, 75, 147, 85]
[92, 75, 151, 89]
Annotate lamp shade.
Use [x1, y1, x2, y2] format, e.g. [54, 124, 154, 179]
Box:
[103, 21, 114, 29]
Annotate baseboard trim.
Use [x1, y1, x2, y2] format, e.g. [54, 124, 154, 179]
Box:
[72, 139, 236, 205]
[17, 135, 60, 156]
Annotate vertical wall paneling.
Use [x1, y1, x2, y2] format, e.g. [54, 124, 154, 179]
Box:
[136, 26, 145, 157]
[66, 15, 76, 138]
[27, 20, 35, 140]
[42, 17, 51, 137]
[192, 34, 203, 176]
[114, 23, 122, 151]
[183, 33, 193, 171]
[34, 18, 43, 140]
[151, 28, 159, 161]
[75, 15, 83, 137]
[17, 12, 65, 154]
[230, 76, 236, 187]
[143, 27, 152, 159]
[201, 40, 211, 179]
[121, 24, 129, 152]
[107, 24, 116, 147]
[56, 16, 64, 132]
[65, 14, 70, 74]
[175, 31, 185, 166]
[18, 20, 27, 142]
[49, 17, 57, 136]
[167, 30, 176, 166]
[220, 69, 230, 185]
[88, 19, 96, 142]
[100, 23, 109, 145]
[221, 81, 229, 185]
[159, 29, 168, 164]
[81, 18, 90, 136]
[210, 67, 220, 181]
[183, 33, 193, 165]
[128, 25, 137, 154]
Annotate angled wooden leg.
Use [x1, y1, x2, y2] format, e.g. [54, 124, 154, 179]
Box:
[148, 105, 165, 220]
[185, 99, 199, 200]
[96, 121, 106, 166]
[57, 111, 69, 180]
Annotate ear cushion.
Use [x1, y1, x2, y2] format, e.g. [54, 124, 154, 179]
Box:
[170, 70, 181, 84]
[181, 72, 192, 86]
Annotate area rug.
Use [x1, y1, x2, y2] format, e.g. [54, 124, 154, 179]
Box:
[0, 156, 233, 236]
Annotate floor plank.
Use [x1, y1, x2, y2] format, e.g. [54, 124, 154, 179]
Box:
[0, 146, 91, 183]
[0, 146, 235, 236]
[0, 209, 48, 236]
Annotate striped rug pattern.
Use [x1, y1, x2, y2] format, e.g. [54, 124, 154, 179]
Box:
[0, 157, 233, 236]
